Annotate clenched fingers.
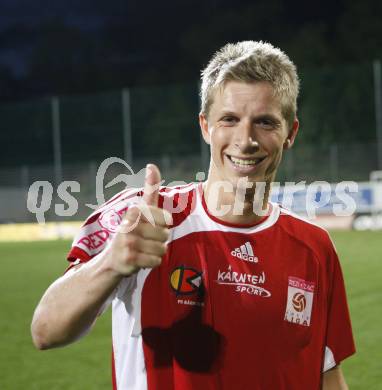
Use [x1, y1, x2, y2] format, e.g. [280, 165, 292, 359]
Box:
[134, 252, 162, 268]
[123, 234, 167, 257]
[133, 224, 170, 242]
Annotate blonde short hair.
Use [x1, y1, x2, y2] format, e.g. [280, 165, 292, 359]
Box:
[200, 41, 300, 128]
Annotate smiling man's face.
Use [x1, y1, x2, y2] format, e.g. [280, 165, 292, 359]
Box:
[200, 80, 298, 193]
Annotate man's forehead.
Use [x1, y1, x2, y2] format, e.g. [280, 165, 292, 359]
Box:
[211, 80, 281, 112]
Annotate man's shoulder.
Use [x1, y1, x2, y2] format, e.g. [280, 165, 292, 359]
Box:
[278, 205, 329, 234]
[67, 183, 198, 262]
[86, 182, 198, 231]
[276, 204, 334, 254]
[93, 182, 197, 216]
[159, 183, 199, 227]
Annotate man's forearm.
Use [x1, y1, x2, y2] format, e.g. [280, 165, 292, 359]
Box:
[322, 366, 348, 390]
[31, 253, 123, 350]
[31, 187, 170, 350]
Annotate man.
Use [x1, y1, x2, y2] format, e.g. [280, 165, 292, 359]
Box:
[31, 41, 355, 389]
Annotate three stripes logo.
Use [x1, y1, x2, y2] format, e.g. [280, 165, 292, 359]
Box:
[231, 241, 259, 263]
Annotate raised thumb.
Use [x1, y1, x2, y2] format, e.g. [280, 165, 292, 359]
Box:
[143, 163, 161, 206]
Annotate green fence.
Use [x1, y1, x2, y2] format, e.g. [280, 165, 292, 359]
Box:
[0, 60, 381, 188]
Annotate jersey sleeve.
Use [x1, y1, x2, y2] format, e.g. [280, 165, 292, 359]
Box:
[65, 183, 193, 269]
[323, 246, 356, 371]
[66, 188, 143, 270]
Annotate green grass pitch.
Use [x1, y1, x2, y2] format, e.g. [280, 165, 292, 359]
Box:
[0, 231, 381, 389]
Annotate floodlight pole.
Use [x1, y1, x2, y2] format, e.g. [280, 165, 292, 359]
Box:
[51, 96, 62, 186]
[373, 59, 382, 170]
[122, 88, 133, 166]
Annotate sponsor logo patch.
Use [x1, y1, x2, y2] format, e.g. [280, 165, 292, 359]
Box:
[284, 276, 315, 326]
[170, 265, 204, 296]
[215, 265, 271, 297]
[77, 228, 110, 251]
[99, 208, 122, 233]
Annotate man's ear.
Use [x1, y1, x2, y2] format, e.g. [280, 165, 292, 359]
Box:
[199, 113, 210, 145]
[283, 118, 299, 150]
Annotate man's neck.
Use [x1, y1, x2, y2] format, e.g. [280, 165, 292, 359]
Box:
[202, 180, 271, 225]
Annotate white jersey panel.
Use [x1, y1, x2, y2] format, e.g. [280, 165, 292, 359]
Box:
[323, 346, 336, 372]
[112, 269, 152, 390]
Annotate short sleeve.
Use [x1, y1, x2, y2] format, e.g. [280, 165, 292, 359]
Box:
[66, 188, 143, 270]
[323, 247, 356, 371]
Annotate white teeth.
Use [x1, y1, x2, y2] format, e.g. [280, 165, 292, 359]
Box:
[230, 156, 260, 166]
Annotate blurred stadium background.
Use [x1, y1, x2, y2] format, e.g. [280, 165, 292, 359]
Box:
[1, 62, 382, 233]
[0, 0, 381, 389]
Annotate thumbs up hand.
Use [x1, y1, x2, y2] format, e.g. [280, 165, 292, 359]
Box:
[103, 164, 172, 277]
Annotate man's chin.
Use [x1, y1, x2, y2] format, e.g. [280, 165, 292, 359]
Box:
[230, 175, 268, 188]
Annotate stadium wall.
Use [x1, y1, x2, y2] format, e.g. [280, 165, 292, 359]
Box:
[0, 180, 381, 241]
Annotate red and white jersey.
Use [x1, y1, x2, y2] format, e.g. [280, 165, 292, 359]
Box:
[67, 183, 355, 390]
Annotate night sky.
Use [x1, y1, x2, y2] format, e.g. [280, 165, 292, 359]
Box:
[0, 0, 381, 100]
[0, 0, 381, 169]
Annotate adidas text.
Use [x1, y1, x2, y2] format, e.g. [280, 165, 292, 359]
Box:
[231, 250, 259, 263]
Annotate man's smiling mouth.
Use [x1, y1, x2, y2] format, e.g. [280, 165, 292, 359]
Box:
[227, 155, 266, 167]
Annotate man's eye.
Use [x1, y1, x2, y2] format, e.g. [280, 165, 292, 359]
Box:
[221, 116, 237, 124]
[255, 119, 278, 129]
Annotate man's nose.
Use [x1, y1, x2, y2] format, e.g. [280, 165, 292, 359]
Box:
[234, 120, 259, 152]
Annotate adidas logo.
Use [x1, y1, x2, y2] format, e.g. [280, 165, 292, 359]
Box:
[231, 242, 259, 263]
